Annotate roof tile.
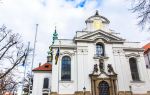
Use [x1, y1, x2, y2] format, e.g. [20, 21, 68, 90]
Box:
[143, 42, 150, 54]
[32, 63, 52, 71]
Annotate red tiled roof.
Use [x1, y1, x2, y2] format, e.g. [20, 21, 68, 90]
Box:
[143, 42, 150, 54]
[32, 63, 52, 71]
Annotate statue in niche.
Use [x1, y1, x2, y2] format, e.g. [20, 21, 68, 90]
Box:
[99, 59, 104, 72]
[107, 64, 116, 74]
[93, 64, 98, 74]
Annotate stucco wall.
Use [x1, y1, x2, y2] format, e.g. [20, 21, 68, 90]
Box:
[51, 39, 150, 94]
[32, 71, 51, 95]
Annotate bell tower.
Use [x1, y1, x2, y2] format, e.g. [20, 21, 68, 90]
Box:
[85, 10, 110, 31]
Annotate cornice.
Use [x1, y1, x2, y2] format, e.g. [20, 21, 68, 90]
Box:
[125, 53, 140, 57]
[74, 38, 124, 44]
[123, 48, 144, 52]
[51, 45, 76, 49]
[78, 30, 125, 41]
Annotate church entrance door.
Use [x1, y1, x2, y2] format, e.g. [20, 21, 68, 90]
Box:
[99, 81, 110, 95]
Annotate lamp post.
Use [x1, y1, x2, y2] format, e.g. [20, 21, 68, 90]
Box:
[129, 85, 133, 95]
[83, 87, 86, 95]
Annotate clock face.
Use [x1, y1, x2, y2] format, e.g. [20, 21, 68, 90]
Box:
[93, 20, 103, 30]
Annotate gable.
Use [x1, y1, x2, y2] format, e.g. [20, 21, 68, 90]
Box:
[75, 30, 125, 43]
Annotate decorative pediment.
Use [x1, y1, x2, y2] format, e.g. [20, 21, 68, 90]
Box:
[90, 59, 117, 79]
[75, 30, 125, 43]
[125, 53, 140, 57]
[98, 72, 109, 78]
[60, 51, 74, 56]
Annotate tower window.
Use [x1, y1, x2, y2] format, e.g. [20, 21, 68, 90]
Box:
[129, 58, 140, 81]
[61, 56, 71, 81]
[96, 43, 104, 56]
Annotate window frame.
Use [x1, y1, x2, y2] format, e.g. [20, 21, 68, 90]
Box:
[42, 93, 49, 95]
[43, 78, 49, 89]
[129, 57, 140, 81]
[61, 55, 71, 81]
[96, 42, 105, 57]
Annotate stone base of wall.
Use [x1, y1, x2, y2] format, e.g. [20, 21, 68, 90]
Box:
[74, 91, 91, 95]
[118, 91, 149, 95]
[147, 91, 150, 95]
[50, 91, 149, 95]
[50, 91, 91, 95]
[118, 91, 125, 95]
[50, 92, 58, 95]
[84, 91, 91, 95]
[74, 91, 83, 95]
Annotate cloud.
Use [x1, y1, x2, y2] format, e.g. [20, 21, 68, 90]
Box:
[1, 0, 150, 89]
[0, 0, 149, 68]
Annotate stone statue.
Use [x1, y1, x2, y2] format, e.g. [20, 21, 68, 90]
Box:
[93, 64, 98, 74]
[99, 59, 104, 72]
[107, 64, 116, 74]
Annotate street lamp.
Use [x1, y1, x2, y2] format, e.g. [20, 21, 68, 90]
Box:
[129, 85, 133, 95]
[83, 87, 86, 95]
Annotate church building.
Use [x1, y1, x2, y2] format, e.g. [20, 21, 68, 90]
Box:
[32, 11, 150, 95]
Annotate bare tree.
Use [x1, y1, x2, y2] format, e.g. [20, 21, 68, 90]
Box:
[0, 25, 31, 79]
[0, 72, 18, 95]
[131, 0, 150, 30]
[22, 73, 33, 95]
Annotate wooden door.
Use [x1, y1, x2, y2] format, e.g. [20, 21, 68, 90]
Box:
[98, 81, 110, 95]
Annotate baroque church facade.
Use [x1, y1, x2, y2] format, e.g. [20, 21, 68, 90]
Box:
[32, 11, 150, 95]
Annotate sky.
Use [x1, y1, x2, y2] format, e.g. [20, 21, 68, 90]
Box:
[0, 0, 150, 84]
[1, 0, 150, 94]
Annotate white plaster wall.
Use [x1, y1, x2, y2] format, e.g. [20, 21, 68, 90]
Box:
[112, 43, 150, 94]
[147, 69, 150, 83]
[51, 37, 150, 94]
[32, 71, 51, 95]
[51, 48, 59, 92]
[51, 48, 76, 94]
[112, 48, 126, 91]
[144, 51, 150, 68]
[59, 49, 76, 94]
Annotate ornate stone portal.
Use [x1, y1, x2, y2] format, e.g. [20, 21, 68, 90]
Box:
[89, 59, 117, 95]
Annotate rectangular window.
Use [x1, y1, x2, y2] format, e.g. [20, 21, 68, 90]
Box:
[129, 58, 140, 81]
[43, 78, 49, 88]
[43, 93, 48, 95]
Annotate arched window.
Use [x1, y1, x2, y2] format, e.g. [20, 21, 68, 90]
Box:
[61, 56, 71, 81]
[43, 78, 49, 88]
[96, 43, 104, 56]
[129, 57, 140, 81]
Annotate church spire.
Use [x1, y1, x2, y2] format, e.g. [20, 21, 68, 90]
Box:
[47, 27, 58, 63]
[52, 26, 58, 44]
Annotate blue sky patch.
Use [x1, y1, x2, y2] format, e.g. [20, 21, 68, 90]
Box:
[76, 0, 87, 8]
[40, 0, 48, 6]
[64, 0, 103, 8]
[65, 0, 75, 1]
